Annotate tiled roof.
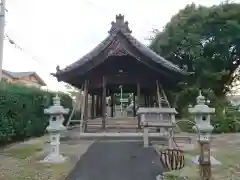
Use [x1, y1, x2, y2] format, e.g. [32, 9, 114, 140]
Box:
[54, 14, 192, 77]
[2, 70, 46, 86]
[3, 70, 35, 78]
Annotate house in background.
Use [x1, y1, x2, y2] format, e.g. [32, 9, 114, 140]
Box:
[2, 69, 46, 88]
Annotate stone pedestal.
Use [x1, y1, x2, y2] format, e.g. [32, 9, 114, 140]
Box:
[41, 133, 66, 164]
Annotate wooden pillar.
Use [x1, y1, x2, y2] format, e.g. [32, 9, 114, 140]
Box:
[113, 95, 115, 117]
[100, 94, 102, 118]
[102, 76, 106, 129]
[94, 95, 97, 118]
[144, 95, 147, 107]
[137, 82, 141, 128]
[91, 94, 95, 119]
[83, 80, 88, 132]
[150, 93, 153, 107]
[111, 93, 114, 117]
[145, 94, 147, 107]
[95, 95, 98, 117]
[133, 94, 136, 117]
[147, 95, 150, 107]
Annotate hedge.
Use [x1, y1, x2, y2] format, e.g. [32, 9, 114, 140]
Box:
[0, 82, 72, 145]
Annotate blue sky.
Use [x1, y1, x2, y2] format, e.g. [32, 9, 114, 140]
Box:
[3, 0, 238, 91]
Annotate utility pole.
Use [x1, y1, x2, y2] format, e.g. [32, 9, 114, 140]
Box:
[0, 0, 5, 81]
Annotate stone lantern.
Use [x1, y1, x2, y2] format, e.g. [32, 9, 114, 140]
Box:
[42, 94, 69, 163]
[189, 91, 221, 179]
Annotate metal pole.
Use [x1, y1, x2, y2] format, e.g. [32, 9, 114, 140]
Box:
[0, 0, 5, 81]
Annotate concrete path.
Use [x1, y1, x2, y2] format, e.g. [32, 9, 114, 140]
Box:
[65, 141, 166, 180]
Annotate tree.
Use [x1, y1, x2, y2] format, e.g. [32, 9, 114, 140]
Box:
[150, 2, 240, 99]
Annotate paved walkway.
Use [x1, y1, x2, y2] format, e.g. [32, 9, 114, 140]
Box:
[65, 141, 166, 180]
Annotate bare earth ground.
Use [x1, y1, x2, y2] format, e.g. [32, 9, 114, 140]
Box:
[155, 133, 240, 180]
[0, 133, 240, 180]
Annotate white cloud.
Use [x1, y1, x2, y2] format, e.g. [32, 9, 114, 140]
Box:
[3, 0, 238, 90]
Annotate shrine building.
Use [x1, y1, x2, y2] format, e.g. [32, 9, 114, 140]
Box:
[52, 14, 191, 130]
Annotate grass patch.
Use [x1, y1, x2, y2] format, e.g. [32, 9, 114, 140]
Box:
[7, 144, 43, 159]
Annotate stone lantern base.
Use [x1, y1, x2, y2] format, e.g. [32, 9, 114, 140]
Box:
[40, 132, 66, 164]
[41, 153, 66, 164]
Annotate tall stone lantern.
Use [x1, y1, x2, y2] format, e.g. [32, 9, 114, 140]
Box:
[189, 91, 221, 179]
[42, 95, 69, 163]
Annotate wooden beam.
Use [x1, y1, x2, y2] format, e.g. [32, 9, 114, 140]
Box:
[133, 94, 136, 117]
[102, 76, 106, 129]
[137, 82, 141, 128]
[91, 94, 95, 119]
[144, 95, 147, 107]
[83, 80, 88, 132]
[111, 93, 114, 117]
[94, 95, 97, 118]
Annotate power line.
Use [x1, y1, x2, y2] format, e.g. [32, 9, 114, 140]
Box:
[4, 33, 46, 68]
[2, 3, 55, 74]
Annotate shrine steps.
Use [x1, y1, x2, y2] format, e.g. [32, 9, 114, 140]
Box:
[61, 130, 192, 144]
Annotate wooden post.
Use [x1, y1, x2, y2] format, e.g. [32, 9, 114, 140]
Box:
[100, 94, 102, 118]
[94, 95, 97, 118]
[137, 82, 141, 128]
[133, 94, 136, 117]
[149, 93, 153, 107]
[95, 95, 98, 117]
[199, 142, 211, 180]
[83, 80, 88, 132]
[91, 94, 95, 119]
[147, 95, 150, 107]
[102, 76, 106, 129]
[144, 95, 147, 107]
[111, 93, 114, 117]
[98, 95, 101, 117]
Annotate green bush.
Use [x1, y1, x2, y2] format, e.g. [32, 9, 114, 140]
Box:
[0, 82, 72, 145]
[211, 106, 240, 133]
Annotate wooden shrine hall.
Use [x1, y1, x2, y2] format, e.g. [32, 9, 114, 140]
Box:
[52, 14, 191, 130]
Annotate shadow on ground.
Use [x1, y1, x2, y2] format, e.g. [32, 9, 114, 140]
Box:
[65, 141, 167, 180]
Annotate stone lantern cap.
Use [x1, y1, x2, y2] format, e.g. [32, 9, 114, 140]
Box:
[44, 95, 69, 115]
[188, 91, 215, 114]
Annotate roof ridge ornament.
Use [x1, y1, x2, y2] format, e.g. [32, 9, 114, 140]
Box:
[108, 14, 132, 35]
[197, 90, 206, 105]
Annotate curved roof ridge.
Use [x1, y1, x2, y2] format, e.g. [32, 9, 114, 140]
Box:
[123, 33, 188, 74]
[60, 35, 114, 73]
